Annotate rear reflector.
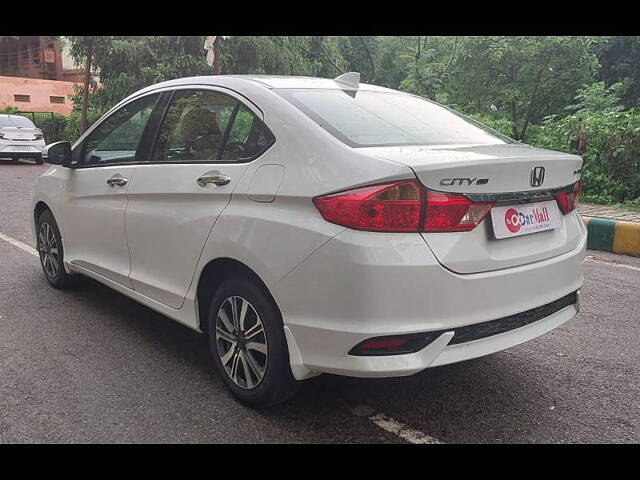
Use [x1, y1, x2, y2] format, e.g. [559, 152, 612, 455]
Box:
[555, 181, 582, 214]
[313, 179, 493, 233]
[349, 335, 434, 356]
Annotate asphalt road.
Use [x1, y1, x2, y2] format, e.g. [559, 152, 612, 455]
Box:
[1, 160, 638, 443]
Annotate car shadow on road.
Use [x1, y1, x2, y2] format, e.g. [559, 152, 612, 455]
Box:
[0, 160, 42, 167]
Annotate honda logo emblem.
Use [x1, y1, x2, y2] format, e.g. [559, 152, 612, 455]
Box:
[530, 167, 545, 187]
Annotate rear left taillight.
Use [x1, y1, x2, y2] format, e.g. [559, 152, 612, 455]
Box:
[555, 181, 582, 214]
[312, 180, 423, 232]
[313, 179, 493, 233]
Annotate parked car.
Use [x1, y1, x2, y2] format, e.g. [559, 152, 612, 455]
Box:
[31, 73, 586, 407]
[0, 114, 46, 164]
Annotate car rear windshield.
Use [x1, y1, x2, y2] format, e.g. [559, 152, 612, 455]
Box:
[0, 115, 35, 128]
[275, 89, 514, 148]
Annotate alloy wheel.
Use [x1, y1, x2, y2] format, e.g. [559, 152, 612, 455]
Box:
[38, 222, 59, 279]
[215, 296, 268, 389]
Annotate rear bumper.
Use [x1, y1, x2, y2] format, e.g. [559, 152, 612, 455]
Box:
[273, 224, 586, 379]
[287, 299, 577, 378]
[0, 153, 42, 160]
[0, 142, 44, 158]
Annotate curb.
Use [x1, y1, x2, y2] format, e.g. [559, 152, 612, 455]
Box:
[582, 216, 640, 257]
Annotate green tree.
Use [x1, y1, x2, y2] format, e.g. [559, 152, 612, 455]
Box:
[598, 36, 640, 109]
[220, 36, 349, 77]
[444, 36, 601, 140]
[67, 36, 212, 114]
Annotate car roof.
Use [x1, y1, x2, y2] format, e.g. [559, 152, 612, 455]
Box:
[0, 113, 33, 123]
[226, 75, 397, 92]
[135, 74, 399, 95]
[0, 113, 31, 119]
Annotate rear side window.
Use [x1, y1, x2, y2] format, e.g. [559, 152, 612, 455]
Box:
[221, 105, 275, 161]
[152, 90, 236, 163]
[276, 89, 513, 148]
[152, 89, 275, 164]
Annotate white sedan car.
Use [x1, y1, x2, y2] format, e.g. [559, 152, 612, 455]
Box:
[31, 73, 586, 407]
[0, 113, 46, 164]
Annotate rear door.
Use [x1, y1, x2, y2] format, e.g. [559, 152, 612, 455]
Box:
[124, 87, 275, 308]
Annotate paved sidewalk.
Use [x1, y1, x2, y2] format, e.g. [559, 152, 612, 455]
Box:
[578, 203, 640, 222]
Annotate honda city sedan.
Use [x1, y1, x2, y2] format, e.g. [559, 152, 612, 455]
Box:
[31, 73, 586, 406]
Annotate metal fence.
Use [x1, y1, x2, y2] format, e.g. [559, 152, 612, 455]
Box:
[16, 111, 55, 123]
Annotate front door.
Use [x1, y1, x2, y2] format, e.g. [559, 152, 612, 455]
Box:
[62, 93, 161, 287]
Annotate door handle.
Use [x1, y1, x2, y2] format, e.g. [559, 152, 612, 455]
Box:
[197, 174, 231, 187]
[107, 175, 128, 187]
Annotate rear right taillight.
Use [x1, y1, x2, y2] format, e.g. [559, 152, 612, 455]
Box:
[555, 181, 582, 214]
[313, 179, 493, 233]
[424, 191, 493, 232]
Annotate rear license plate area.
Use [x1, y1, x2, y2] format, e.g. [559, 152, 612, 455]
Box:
[491, 200, 561, 239]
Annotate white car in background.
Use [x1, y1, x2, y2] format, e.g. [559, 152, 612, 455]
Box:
[0, 114, 46, 164]
[31, 73, 586, 407]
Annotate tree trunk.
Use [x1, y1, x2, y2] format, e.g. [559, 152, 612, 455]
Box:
[510, 100, 519, 140]
[80, 42, 93, 135]
[359, 36, 375, 82]
[519, 68, 544, 141]
[213, 37, 221, 75]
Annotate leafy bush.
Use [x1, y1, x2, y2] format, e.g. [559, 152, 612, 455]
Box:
[0, 106, 20, 114]
[525, 83, 640, 203]
[36, 114, 67, 144]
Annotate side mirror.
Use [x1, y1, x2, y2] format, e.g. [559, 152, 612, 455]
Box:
[42, 141, 72, 167]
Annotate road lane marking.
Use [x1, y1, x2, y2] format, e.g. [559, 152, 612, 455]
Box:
[350, 404, 442, 443]
[585, 255, 640, 272]
[368, 412, 443, 444]
[0, 232, 38, 257]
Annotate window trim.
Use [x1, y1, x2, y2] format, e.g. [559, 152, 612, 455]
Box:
[71, 85, 276, 169]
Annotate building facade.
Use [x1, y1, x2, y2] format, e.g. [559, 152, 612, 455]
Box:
[0, 36, 83, 115]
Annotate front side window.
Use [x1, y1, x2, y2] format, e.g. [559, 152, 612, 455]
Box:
[276, 89, 514, 148]
[81, 93, 159, 166]
[152, 90, 236, 163]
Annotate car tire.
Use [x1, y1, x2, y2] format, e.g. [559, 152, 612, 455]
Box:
[35, 156, 43, 165]
[207, 276, 300, 408]
[36, 209, 74, 289]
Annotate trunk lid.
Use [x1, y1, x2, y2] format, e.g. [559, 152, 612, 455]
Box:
[362, 143, 584, 274]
